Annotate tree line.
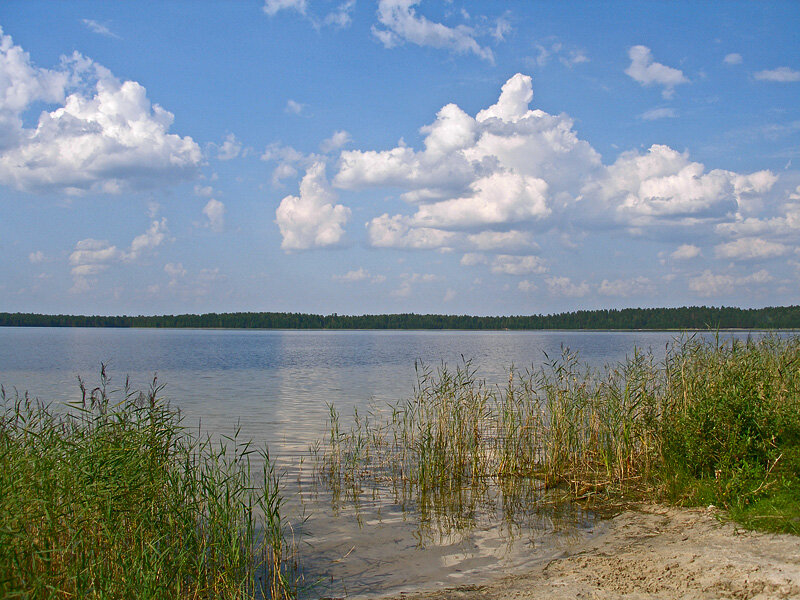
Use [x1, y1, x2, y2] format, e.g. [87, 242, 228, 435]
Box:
[1, 306, 799, 330]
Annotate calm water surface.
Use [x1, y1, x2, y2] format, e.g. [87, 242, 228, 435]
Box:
[0, 327, 778, 597]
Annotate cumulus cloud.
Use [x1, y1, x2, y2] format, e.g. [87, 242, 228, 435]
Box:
[517, 279, 537, 293]
[490, 254, 547, 275]
[333, 267, 371, 282]
[275, 162, 351, 250]
[366, 213, 456, 249]
[714, 237, 790, 261]
[263, 0, 307, 16]
[69, 218, 169, 291]
[598, 276, 655, 297]
[724, 53, 742, 65]
[532, 41, 589, 69]
[587, 145, 776, 225]
[640, 107, 676, 121]
[339, 73, 601, 249]
[82, 19, 120, 39]
[466, 230, 536, 251]
[754, 67, 800, 82]
[216, 133, 242, 160]
[285, 99, 305, 115]
[320, 130, 352, 153]
[0, 29, 201, 194]
[203, 198, 226, 231]
[671, 244, 701, 260]
[329, 71, 786, 294]
[689, 269, 772, 297]
[28, 250, 46, 263]
[625, 45, 689, 98]
[545, 276, 590, 297]
[372, 0, 494, 62]
[261, 141, 317, 184]
[324, 0, 356, 27]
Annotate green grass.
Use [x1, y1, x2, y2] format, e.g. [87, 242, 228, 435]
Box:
[316, 334, 800, 534]
[0, 366, 297, 600]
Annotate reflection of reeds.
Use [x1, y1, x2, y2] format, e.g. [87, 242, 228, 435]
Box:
[0, 366, 298, 599]
[316, 335, 800, 532]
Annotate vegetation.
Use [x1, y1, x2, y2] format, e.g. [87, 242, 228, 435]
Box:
[316, 334, 800, 534]
[1, 305, 800, 330]
[0, 368, 298, 600]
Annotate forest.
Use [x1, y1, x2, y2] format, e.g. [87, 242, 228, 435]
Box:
[1, 306, 799, 330]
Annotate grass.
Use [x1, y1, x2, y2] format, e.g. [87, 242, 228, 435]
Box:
[315, 334, 800, 534]
[0, 366, 298, 600]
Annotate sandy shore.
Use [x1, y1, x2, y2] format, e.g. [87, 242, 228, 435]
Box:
[386, 505, 800, 600]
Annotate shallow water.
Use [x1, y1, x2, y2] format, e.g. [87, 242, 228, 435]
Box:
[0, 327, 781, 597]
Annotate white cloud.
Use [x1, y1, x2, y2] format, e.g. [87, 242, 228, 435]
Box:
[754, 67, 800, 82]
[466, 230, 536, 251]
[640, 107, 676, 121]
[597, 276, 654, 297]
[517, 279, 537, 293]
[714, 237, 790, 261]
[324, 0, 356, 27]
[285, 99, 305, 115]
[0, 30, 201, 193]
[531, 41, 588, 69]
[216, 133, 242, 160]
[689, 269, 772, 297]
[372, 0, 494, 62]
[588, 145, 776, 224]
[723, 53, 742, 65]
[490, 254, 547, 276]
[203, 198, 226, 231]
[336, 73, 600, 248]
[275, 162, 351, 250]
[28, 250, 46, 263]
[320, 130, 352, 153]
[128, 218, 169, 260]
[82, 19, 120, 39]
[545, 276, 590, 297]
[460, 252, 487, 266]
[333, 267, 385, 283]
[412, 171, 549, 228]
[367, 213, 456, 249]
[261, 141, 317, 184]
[625, 45, 689, 98]
[671, 244, 701, 260]
[263, 0, 307, 16]
[69, 222, 171, 291]
[164, 262, 187, 280]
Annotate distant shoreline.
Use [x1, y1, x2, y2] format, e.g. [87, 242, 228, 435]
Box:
[1, 306, 799, 330]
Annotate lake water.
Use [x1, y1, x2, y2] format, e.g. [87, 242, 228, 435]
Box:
[0, 327, 779, 597]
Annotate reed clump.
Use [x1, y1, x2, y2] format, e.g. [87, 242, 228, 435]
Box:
[0, 366, 297, 599]
[317, 335, 800, 534]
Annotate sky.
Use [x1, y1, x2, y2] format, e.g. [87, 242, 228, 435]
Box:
[1, 1, 799, 316]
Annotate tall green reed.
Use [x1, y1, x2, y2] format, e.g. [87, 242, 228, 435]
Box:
[0, 366, 298, 599]
[316, 335, 800, 532]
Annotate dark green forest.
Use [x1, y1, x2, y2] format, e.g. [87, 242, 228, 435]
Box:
[1, 306, 799, 330]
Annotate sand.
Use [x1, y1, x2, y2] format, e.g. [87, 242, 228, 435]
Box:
[385, 505, 800, 600]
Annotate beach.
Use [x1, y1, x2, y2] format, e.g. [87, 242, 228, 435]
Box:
[388, 505, 800, 600]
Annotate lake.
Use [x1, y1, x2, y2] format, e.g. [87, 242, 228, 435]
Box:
[0, 326, 777, 597]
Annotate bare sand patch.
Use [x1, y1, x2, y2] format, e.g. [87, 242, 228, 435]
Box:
[385, 505, 800, 600]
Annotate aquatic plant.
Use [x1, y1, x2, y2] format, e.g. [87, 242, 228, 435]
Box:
[316, 335, 800, 534]
[0, 366, 298, 599]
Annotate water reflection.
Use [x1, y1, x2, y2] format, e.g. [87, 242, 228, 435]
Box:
[0, 327, 785, 598]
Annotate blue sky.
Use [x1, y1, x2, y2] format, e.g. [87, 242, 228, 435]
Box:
[1, 1, 799, 316]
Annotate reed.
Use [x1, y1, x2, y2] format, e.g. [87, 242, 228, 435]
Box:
[0, 366, 298, 599]
[316, 335, 800, 533]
